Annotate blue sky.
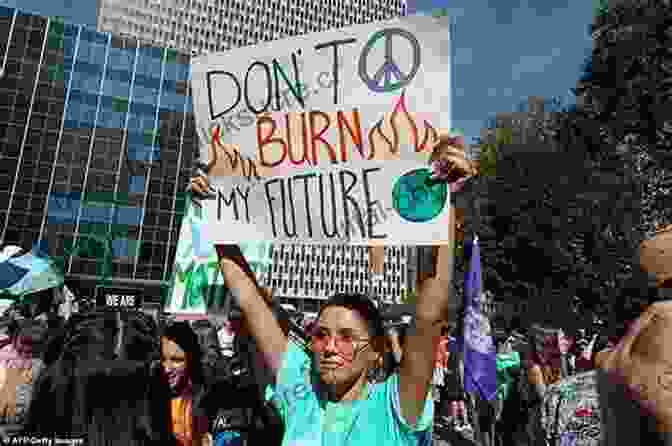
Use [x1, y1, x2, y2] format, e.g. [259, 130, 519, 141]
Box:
[1, 0, 97, 27]
[410, 0, 595, 144]
[4, 0, 595, 145]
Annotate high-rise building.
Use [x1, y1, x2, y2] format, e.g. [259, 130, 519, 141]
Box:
[0, 2, 419, 305]
[95, 0, 416, 310]
[270, 245, 418, 313]
[97, 0, 408, 57]
[0, 6, 195, 300]
[1, 0, 97, 28]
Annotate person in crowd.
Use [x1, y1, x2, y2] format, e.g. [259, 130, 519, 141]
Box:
[216, 319, 239, 359]
[190, 130, 468, 445]
[22, 309, 180, 446]
[432, 327, 450, 405]
[597, 225, 672, 445]
[573, 330, 599, 373]
[495, 335, 520, 417]
[494, 336, 523, 446]
[0, 311, 51, 439]
[557, 329, 575, 377]
[523, 324, 566, 446]
[160, 321, 210, 446]
[437, 326, 470, 434]
[526, 325, 567, 401]
[212, 241, 451, 446]
[190, 319, 224, 384]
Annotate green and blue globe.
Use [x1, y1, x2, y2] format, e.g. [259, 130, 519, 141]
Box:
[392, 168, 448, 223]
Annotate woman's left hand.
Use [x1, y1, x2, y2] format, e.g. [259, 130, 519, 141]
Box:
[429, 132, 476, 184]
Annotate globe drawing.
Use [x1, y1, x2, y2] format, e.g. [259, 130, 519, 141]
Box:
[392, 168, 448, 223]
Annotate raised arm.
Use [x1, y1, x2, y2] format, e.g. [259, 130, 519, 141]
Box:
[218, 245, 288, 376]
[398, 245, 452, 427]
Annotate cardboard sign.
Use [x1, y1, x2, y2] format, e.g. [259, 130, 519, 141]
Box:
[163, 198, 272, 316]
[189, 15, 452, 245]
[95, 287, 143, 309]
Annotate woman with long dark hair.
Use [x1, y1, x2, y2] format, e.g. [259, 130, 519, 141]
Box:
[0, 298, 63, 440]
[190, 319, 223, 384]
[22, 309, 177, 446]
[212, 243, 452, 446]
[160, 321, 210, 446]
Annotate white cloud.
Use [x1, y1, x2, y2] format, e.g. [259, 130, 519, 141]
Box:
[511, 48, 562, 81]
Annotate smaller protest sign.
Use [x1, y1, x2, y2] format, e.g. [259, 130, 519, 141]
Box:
[163, 197, 272, 317]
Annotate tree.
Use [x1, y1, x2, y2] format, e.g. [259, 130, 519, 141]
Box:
[461, 115, 641, 326]
[575, 0, 672, 238]
[474, 126, 513, 178]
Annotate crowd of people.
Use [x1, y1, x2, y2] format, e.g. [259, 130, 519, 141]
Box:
[2, 133, 672, 446]
[0, 233, 672, 446]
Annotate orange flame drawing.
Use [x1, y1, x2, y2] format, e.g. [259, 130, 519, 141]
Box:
[207, 124, 269, 180]
[367, 90, 439, 161]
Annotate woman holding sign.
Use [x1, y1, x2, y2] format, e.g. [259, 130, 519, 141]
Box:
[189, 132, 473, 446]
[214, 246, 448, 446]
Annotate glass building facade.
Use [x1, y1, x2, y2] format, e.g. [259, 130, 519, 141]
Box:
[0, 4, 419, 305]
[0, 6, 196, 298]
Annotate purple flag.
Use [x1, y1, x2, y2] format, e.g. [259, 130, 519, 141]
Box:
[462, 236, 497, 401]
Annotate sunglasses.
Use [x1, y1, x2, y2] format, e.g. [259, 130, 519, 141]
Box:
[309, 331, 371, 360]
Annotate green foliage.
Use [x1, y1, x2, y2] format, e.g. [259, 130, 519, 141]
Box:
[478, 143, 497, 178]
[476, 126, 512, 178]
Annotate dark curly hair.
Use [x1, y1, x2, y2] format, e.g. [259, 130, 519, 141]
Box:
[22, 309, 175, 446]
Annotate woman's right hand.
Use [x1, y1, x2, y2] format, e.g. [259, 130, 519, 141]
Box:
[189, 174, 212, 198]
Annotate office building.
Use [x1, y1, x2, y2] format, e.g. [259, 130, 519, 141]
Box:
[0, 2, 416, 304]
[95, 0, 415, 309]
[1, 0, 97, 28]
[0, 6, 195, 300]
[97, 0, 408, 56]
[270, 245, 418, 313]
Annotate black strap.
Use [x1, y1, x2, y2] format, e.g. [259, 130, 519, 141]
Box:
[550, 389, 564, 446]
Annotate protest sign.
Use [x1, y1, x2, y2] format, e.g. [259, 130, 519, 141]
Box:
[163, 197, 272, 316]
[190, 14, 451, 167]
[189, 14, 453, 245]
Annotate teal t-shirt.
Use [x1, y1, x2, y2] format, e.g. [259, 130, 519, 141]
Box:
[266, 341, 434, 446]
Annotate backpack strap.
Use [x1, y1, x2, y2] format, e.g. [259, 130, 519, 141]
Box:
[549, 388, 564, 446]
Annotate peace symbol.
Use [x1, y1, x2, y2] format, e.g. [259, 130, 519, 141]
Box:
[358, 28, 421, 93]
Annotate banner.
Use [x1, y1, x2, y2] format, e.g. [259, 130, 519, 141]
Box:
[163, 197, 272, 316]
[190, 15, 452, 244]
[462, 236, 497, 401]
